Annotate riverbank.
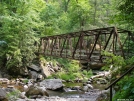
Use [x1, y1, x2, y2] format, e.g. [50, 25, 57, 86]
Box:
[0, 76, 110, 101]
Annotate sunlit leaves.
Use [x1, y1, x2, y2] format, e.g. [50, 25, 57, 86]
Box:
[110, 0, 134, 30]
[68, 0, 91, 31]
[40, 2, 61, 35]
[0, 0, 43, 69]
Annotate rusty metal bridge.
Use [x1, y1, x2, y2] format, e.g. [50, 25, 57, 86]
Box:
[39, 27, 134, 64]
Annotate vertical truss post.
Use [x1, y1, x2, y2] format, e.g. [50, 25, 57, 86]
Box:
[72, 33, 82, 58]
[66, 37, 68, 58]
[50, 38, 54, 55]
[40, 38, 44, 54]
[88, 31, 101, 60]
[59, 38, 61, 55]
[69, 37, 73, 57]
[104, 28, 114, 50]
[115, 33, 117, 53]
[48, 38, 51, 55]
[113, 31, 116, 54]
[55, 37, 59, 56]
[79, 33, 84, 60]
[114, 27, 125, 58]
[43, 39, 48, 55]
[60, 38, 66, 57]
[100, 28, 115, 61]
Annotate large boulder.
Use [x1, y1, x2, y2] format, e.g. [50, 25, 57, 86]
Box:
[40, 79, 63, 90]
[0, 88, 8, 101]
[28, 64, 41, 72]
[5, 88, 22, 101]
[89, 62, 105, 70]
[28, 70, 38, 80]
[25, 86, 49, 98]
[82, 86, 89, 92]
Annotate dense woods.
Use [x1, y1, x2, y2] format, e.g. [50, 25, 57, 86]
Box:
[0, 0, 134, 100]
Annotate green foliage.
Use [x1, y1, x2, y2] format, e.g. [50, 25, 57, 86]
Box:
[102, 51, 126, 76]
[46, 58, 82, 81]
[39, 0, 113, 34]
[67, 0, 91, 31]
[22, 79, 29, 84]
[6, 89, 20, 101]
[82, 70, 93, 78]
[110, 0, 134, 31]
[107, 54, 134, 74]
[108, 0, 134, 99]
[40, 1, 64, 35]
[113, 72, 134, 100]
[45, 58, 93, 81]
[47, 71, 76, 81]
[39, 55, 47, 66]
[102, 51, 134, 100]
[118, 0, 134, 29]
[0, 0, 44, 70]
[125, 56, 134, 66]
[68, 60, 80, 72]
[59, 72, 76, 81]
[0, 41, 7, 67]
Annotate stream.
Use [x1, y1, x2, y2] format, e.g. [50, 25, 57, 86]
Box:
[47, 82, 109, 100]
[0, 80, 110, 101]
[0, 69, 111, 101]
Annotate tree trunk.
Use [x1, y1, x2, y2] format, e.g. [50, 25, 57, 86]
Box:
[93, 0, 97, 25]
[64, 0, 70, 12]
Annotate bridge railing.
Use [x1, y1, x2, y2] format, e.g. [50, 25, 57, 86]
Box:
[105, 66, 134, 101]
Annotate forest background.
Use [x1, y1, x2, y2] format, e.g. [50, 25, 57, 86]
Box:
[0, 0, 134, 100]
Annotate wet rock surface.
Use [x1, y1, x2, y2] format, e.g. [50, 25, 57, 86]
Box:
[0, 77, 109, 101]
[25, 86, 49, 98]
[40, 79, 63, 90]
[40, 61, 61, 77]
[0, 65, 111, 101]
[28, 64, 41, 72]
[0, 88, 8, 101]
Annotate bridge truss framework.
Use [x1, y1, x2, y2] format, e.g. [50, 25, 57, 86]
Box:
[39, 27, 134, 64]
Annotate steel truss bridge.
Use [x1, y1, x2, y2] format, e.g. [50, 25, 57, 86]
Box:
[39, 27, 134, 64]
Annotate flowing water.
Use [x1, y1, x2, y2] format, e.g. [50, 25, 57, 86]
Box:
[0, 80, 109, 101]
[47, 82, 109, 98]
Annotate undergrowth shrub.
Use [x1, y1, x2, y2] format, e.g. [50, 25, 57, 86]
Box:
[101, 51, 134, 100]
[113, 72, 134, 100]
[45, 57, 93, 81]
[6, 90, 20, 101]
